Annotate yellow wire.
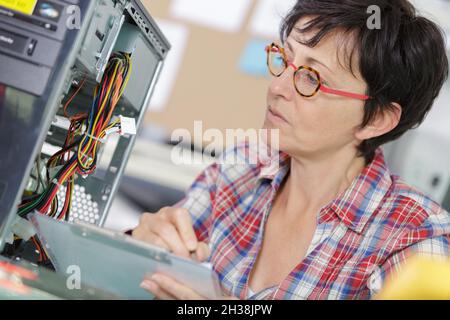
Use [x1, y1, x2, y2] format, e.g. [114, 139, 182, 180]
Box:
[78, 62, 120, 166]
[77, 53, 132, 170]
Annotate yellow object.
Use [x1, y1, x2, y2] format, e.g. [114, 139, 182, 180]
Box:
[0, 0, 37, 15]
[376, 256, 450, 300]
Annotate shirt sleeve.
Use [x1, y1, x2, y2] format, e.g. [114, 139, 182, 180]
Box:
[173, 162, 221, 243]
[367, 234, 450, 298]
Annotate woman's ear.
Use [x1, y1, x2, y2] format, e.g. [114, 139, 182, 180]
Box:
[355, 103, 402, 141]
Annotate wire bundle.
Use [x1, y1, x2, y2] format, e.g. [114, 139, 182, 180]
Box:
[18, 52, 132, 221]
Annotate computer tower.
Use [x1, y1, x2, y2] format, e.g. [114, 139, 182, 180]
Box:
[0, 0, 169, 257]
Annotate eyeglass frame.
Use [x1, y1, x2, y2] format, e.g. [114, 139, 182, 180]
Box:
[265, 43, 372, 101]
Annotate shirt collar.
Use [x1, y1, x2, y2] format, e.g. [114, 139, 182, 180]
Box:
[328, 149, 392, 233]
[257, 150, 291, 189]
[256, 148, 392, 234]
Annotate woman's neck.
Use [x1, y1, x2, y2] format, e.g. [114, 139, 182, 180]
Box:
[279, 147, 366, 220]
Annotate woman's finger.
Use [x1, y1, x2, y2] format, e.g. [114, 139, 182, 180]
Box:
[167, 208, 198, 252]
[194, 241, 211, 262]
[152, 222, 191, 258]
[148, 274, 206, 300]
[140, 279, 176, 300]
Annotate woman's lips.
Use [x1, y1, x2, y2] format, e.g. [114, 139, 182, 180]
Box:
[267, 106, 289, 124]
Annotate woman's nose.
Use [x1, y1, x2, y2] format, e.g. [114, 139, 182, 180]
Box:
[268, 67, 295, 102]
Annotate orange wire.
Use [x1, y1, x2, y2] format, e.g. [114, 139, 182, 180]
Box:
[63, 78, 86, 118]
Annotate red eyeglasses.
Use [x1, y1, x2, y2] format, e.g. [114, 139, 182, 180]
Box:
[265, 43, 371, 101]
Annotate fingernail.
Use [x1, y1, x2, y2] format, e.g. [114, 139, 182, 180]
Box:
[140, 280, 155, 291]
[150, 274, 160, 282]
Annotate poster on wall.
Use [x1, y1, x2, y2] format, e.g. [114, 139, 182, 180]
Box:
[249, 0, 296, 39]
[170, 0, 253, 33]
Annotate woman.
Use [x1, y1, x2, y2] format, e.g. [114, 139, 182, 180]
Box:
[132, 0, 450, 299]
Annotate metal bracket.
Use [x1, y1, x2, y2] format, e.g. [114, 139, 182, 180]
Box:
[95, 14, 125, 82]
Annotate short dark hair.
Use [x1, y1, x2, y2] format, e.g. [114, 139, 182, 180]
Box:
[280, 0, 449, 163]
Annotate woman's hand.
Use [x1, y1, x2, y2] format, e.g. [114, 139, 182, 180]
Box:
[140, 273, 238, 300]
[132, 207, 209, 261]
[132, 207, 239, 299]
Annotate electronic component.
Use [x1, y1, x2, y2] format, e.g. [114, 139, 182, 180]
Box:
[0, 0, 170, 280]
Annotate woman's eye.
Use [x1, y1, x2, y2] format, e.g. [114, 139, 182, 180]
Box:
[307, 74, 317, 84]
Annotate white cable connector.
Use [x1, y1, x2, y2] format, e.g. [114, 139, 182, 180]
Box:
[81, 116, 136, 144]
[4, 232, 14, 245]
[10, 216, 37, 241]
[104, 127, 120, 135]
[119, 115, 137, 136]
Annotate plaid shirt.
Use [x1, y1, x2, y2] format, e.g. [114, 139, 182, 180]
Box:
[176, 144, 450, 300]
